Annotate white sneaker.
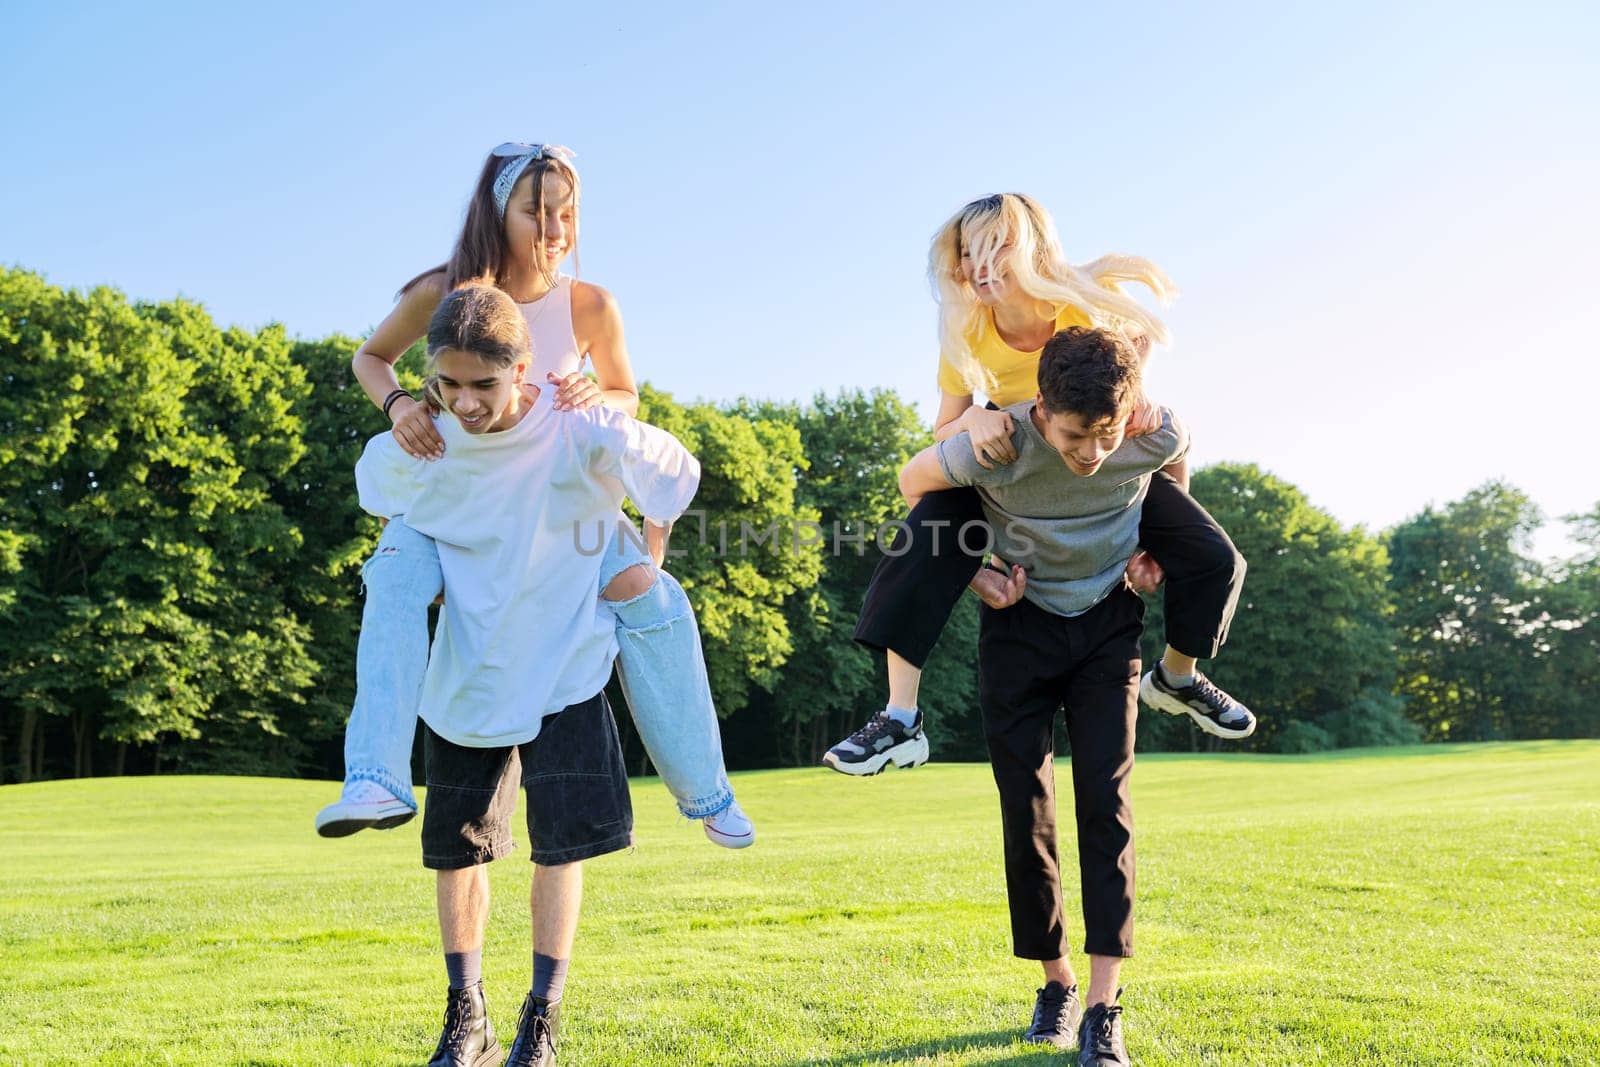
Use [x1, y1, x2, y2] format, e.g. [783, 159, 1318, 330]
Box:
[701, 799, 755, 849]
[314, 780, 415, 838]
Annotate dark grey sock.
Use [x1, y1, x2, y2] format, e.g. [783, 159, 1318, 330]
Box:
[532, 952, 569, 1004]
[445, 949, 482, 991]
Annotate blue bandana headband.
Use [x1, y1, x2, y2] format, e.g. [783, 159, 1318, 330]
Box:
[490, 142, 576, 219]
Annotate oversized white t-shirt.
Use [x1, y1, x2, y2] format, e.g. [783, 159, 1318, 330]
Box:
[354, 387, 700, 747]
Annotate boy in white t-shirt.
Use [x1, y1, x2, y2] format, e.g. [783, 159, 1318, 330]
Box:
[354, 283, 700, 1067]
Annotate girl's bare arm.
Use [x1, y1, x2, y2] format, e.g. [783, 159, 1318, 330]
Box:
[352, 273, 448, 459]
[565, 281, 639, 415]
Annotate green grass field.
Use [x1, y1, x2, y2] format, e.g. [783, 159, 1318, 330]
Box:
[2, 742, 1598, 1065]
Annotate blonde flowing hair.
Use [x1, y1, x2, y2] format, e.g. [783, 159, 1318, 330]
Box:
[930, 193, 1175, 397]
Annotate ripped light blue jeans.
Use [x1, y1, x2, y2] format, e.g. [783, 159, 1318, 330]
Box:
[341, 518, 736, 819]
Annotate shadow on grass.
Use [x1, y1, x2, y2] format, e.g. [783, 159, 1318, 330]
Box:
[1134, 738, 1600, 764]
[777, 1029, 1060, 1066]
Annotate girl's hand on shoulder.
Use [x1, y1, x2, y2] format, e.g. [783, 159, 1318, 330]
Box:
[549, 371, 603, 412]
[967, 405, 1018, 469]
[1125, 391, 1162, 438]
[392, 396, 445, 460]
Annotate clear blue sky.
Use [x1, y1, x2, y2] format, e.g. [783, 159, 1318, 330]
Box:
[5, 1, 1597, 555]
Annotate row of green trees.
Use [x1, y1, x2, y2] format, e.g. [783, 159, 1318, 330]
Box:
[2, 268, 1595, 783]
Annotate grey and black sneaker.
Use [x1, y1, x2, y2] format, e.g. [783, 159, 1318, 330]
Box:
[505, 993, 560, 1067]
[1023, 981, 1083, 1049]
[428, 982, 503, 1067]
[822, 711, 930, 776]
[1077, 1000, 1128, 1066]
[1140, 666, 1256, 740]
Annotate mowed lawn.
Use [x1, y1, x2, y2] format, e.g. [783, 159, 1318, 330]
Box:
[2, 742, 1598, 1066]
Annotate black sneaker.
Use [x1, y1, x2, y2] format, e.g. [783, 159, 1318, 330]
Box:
[1023, 981, 1083, 1049]
[1077, 999, 1128, 1066]
[429, 983, 503, 1067]
[1140, 666, 1256, 739]
[821, 711, 930, 776]
[505, 993, 561, 1067]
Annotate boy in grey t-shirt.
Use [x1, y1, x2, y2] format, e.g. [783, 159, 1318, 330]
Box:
[894, 327, 1250, 1064]
[935, 396, 1189, 620]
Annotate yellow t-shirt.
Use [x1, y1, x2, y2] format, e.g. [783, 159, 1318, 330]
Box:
[936, 304, 1096, 407]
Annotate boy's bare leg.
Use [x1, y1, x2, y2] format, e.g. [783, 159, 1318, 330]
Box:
[1086, 955, 1122, 1008]
[1039, 954, 1119, 1003]
[437, 865, 489, 954]
[430, 866, 498, 1065]
[1042, 956, 1078, 989]
[500, 862, 584, 1063]
[531, 862, 583, 962]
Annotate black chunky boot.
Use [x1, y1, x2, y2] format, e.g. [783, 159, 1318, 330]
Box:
[505, 993, 561, 1066]
[428, 982, 503, 1067]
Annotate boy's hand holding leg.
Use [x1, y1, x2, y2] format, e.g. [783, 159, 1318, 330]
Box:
[969, 556, 1028, 609]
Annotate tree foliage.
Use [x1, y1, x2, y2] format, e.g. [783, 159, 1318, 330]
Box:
[1531, 504, 1600, 738]
[0, 269, 315, 780]
[1386, 482, 1544, 741]
[726, 391, 950, 764]
[1138, 463, 1412, 752]
[637, 385, 824, 717]
[2, 268, 1596, 782]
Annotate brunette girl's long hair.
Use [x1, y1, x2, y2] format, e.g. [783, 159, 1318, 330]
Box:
[399, 150, 581, 298]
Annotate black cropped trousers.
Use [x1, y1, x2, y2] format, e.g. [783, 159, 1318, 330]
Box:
[852, 471, 1245, 668]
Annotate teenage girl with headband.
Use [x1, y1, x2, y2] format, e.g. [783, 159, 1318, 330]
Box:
[315, 143, 753, 848]
[826, 193, 1257, 775]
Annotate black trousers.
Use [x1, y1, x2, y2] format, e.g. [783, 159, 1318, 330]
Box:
[852, 471, 1245, 668]
[979, 588, 1143, 959]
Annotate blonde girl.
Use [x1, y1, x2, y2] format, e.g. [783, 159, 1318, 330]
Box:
[827, 193, 1254, 776]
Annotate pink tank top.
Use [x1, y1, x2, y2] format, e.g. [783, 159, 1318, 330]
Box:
[517, 275, 583, 381]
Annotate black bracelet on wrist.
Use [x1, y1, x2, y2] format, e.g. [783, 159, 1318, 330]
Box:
[382, 389, 413, 420]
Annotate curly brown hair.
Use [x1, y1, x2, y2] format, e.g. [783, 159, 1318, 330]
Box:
[1036, 326, 1142, 427]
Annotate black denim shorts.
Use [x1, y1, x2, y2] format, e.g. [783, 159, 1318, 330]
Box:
[420, 692, 633, 869]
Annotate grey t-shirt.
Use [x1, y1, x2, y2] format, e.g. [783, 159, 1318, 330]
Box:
[936, 401, 1189, 618]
